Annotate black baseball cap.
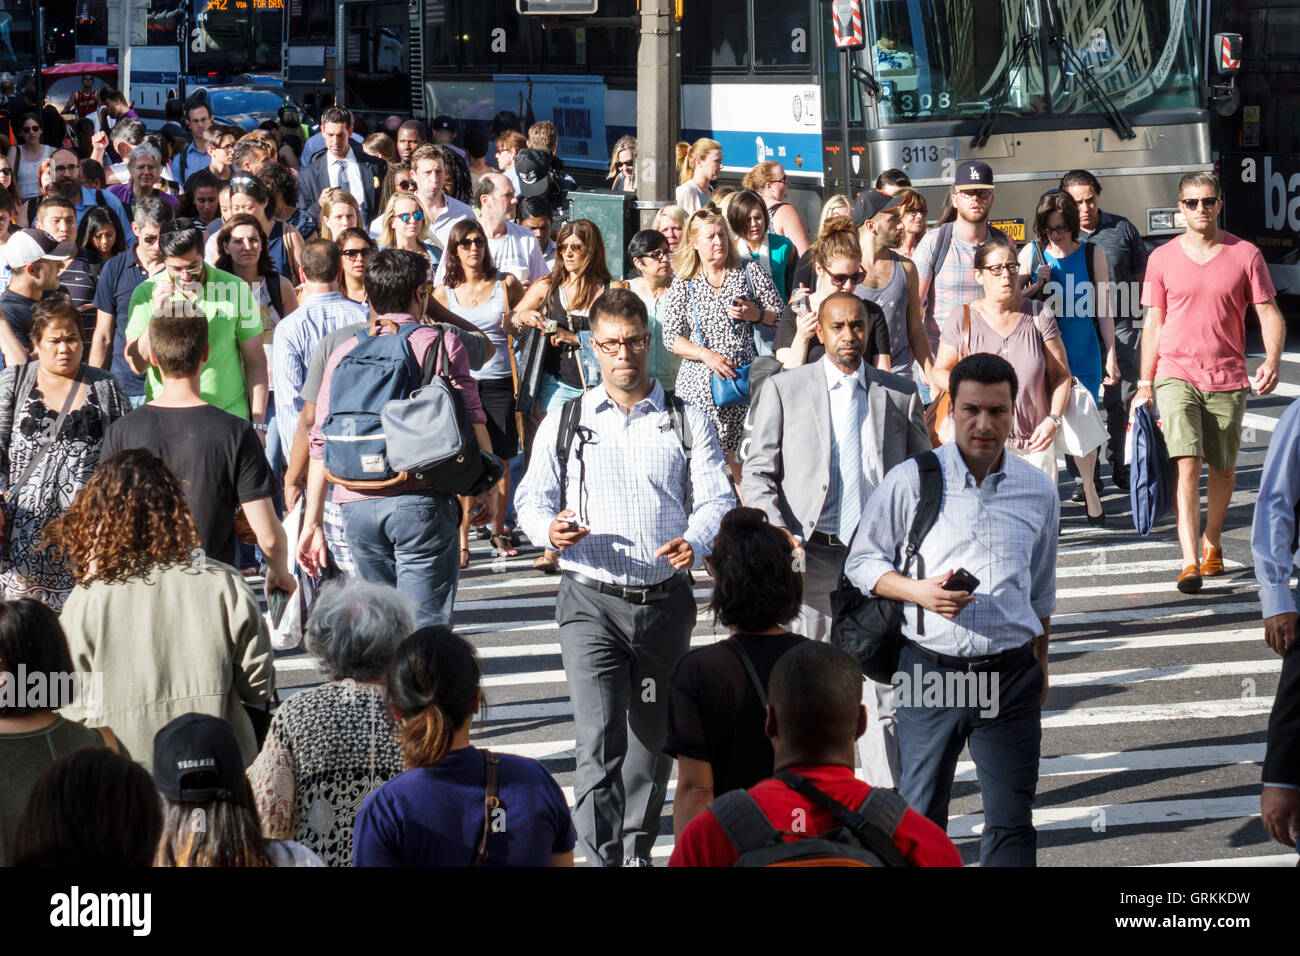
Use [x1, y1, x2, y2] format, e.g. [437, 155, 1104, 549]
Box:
[514, 147, 554, 198]
[954, 160, 995, 189]
[152, 714, 245, 803]
[852, 189, 906, 227]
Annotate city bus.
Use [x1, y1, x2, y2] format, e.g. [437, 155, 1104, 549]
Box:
[0, 0, 42, 92]
[311, 0, 1217, 241]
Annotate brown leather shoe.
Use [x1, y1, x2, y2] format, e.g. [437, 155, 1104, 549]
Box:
[1177, 565, 1203, 594]
[1200, 538, 1224, 577]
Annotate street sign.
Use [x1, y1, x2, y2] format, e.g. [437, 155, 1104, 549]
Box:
[517, 0, 599, 13]
[832, 0, 865, 51]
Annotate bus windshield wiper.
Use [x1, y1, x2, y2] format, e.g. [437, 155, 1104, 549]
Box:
[1041, 0, 1136, 139]
[973, 29, 1038, 149]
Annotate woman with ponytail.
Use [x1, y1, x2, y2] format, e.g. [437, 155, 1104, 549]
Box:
[675, 138, 721, 214]
[664, 507, 810, 835]
[352, 626, 576, 866]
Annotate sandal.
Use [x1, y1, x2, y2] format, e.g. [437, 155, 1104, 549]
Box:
[534, 551, 560, 575]
[492, 533, 518, 558]
[460, 547, 471, 570]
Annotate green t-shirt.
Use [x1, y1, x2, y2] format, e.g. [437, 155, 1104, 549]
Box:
[125, 264, 264, 419]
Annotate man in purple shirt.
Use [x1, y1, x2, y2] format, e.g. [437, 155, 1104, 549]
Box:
[297, 249, 494, 626]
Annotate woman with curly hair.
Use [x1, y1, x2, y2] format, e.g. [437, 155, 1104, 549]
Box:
[44, 446, 276, 772]
[0, 297, 130, 610]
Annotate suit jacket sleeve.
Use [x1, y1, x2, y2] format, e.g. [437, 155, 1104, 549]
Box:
[1263, 632, 1300, 787]
[299, 160, 324, 215]
[739, 375, 786, 529]
[904, 387, 930, 458]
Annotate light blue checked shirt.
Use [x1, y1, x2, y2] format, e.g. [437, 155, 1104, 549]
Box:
[845, 440, 1059, 656]
[1253, 398, 1300, 620]
[270, 290, 370, 454]
[516, 381, 736, 586]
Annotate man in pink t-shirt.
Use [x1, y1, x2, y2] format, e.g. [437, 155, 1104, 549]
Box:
[1132, 172, 1285, 594]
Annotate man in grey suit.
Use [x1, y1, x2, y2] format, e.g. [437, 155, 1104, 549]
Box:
[742, 291, 930, 786]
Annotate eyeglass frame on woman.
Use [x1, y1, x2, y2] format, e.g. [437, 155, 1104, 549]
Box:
[978, 262, 1020, 277]
[827, 269, 866, 285]
[638, 248, 670, 263]
[395, 179, 416, 191]
[690, 203, 722, 221]
[341, 247, 372, 259]
[396, 210, 425, 224]
[590, 333, 652, 355]
[616, 160, 635, 170]
[560, 241, 586, 254]
[768, 176, 789, 186]
[456, 236, 486, 249]
[22, 124, 39, 133]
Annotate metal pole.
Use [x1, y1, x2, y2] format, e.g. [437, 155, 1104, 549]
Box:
[636, 0, 678, 218]
[839, 48, 852, 195]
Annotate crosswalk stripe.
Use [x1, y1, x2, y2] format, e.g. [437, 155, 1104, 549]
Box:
[1145, 853, 1297, 867]
[948, 795, 1259, 837]
[473, 691, 1276, 726]
[1049, 627, 1263, 654]
[1241, 412, 1277, 436]
[1055, 579, 1254, 601]
[1050, 658, 1281, 687]
[954, 743, 1264, 781]
[1055, 558, 1244, 579]
[1054, 601, 1265, 627]
[1040, 696, 1274, 728]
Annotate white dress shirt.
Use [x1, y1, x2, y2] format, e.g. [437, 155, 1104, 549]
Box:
[428, 194, 475, 248]
[816, 356, 879, 535]
[328, 149, 366, 217]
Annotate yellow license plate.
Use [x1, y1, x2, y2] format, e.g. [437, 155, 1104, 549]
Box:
[991, 218, 1026, 242]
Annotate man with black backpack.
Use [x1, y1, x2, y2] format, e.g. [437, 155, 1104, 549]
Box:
[516, 288, 735, 867]
[298, 249, 495, 628]
[843, 354, 1058, 867]
[670, 641, 960, 866]
[912, 161, 1013, 402]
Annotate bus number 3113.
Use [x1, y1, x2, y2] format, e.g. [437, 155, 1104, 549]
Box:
[901, 144, 941, 164]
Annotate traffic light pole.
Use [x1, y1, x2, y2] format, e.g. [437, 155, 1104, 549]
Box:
[636, 0, 679, 214]
[840, 48, 851, 194]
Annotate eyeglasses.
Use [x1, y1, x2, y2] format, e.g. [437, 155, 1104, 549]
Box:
[956, 189, 993, 201]
[979, 263, 1020, 276]
[53, 164, 79, 175]
[769, 176, 788, 185]
[457, 237, 486, 249]
[396, 210, 425, 224]
[639, 249, 670, 262]
[827, 269, 866, 285]
[691, 203, 721, 221]
[1179, 196, 1221, 210]
[22, 125, 39, 133]
[395, 179, 416, 191]
[560, 242, 585, 254]
[167, 264, 205, 282]
[341, 247, 372, 259]
[212, 142, 235, 153]
[591, 333, 652, 355]
[1046, 224, 1072, 236]
[139, 234, 160, 245]
[617, 161, 634, 170]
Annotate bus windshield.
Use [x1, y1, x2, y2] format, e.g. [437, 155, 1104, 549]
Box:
[0, 0, 38, 76]
[868, 0, 1202, 124]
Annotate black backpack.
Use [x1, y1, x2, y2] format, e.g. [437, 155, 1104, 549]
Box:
[554, 391, 694, 514]
[710, 771, 909, 867]
[830, 450, 943, 683]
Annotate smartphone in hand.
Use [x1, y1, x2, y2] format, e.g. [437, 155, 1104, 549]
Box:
[943, 568, 980, 593]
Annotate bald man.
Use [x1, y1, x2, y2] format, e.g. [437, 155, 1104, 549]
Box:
[434, 170, 547, 285]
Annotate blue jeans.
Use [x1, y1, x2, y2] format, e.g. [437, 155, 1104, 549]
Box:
[340, 490, 460, 628]
[895, 640, 1042, 867]
[912, 361, 932, 404]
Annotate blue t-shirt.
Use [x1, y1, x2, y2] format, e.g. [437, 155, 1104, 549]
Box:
[91, 247, 150, 397]
[353, 746, 575, 867]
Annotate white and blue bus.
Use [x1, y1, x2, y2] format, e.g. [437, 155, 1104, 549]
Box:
[313, 0, 1219, 239]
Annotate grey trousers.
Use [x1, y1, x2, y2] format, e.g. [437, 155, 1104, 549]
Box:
[1103, 322, 1143, 468]
[795, 539, 902, 789]
[556, 575, 696, 866]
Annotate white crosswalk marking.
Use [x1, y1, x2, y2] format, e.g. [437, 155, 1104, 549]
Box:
[272, 383, 1297, 867]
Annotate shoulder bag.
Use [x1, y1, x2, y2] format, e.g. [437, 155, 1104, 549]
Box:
[688, 278, 751, 408]
[922, 305, 970, 447]
[1, 368, 83, 555]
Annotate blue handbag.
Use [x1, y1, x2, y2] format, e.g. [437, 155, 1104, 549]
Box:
[688, 278, 752, 408]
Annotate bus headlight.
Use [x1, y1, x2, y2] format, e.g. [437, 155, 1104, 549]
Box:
[1148, 208, 1177, 232]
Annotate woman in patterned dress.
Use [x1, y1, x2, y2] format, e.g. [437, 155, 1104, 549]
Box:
[247, 581, 413, 867]
[661, 204, 784, 485]
[0, 297, 129, 610]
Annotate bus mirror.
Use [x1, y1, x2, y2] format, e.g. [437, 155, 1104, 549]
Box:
[1213, 33, 1241, 76]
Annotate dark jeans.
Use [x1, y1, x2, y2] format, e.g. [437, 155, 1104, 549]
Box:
[896, 640, 1043, 867]
[1103, 322, 1142, 469]
[341, 490, 460, 628]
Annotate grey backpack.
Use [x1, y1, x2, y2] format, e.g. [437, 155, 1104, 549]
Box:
[381, 329, 504, 497]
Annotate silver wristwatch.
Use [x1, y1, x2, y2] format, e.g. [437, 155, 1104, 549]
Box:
[1047, 414, 1063, 427]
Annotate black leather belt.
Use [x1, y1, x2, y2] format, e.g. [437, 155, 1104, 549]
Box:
[808, 531, 846, 548]
[562, 570, 691, 605]
[904, 638, 1036, 673]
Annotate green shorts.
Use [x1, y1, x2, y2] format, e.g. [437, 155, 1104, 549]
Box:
[1153, 377, 1249, 471]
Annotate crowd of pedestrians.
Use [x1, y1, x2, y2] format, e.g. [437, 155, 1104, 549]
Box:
[0, 94, 1295, 868]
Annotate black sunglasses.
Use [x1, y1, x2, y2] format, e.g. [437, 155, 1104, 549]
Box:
[1179, 196, 1221, 210]
[617, 161, 634, 169]
[341, 247, 372, 258]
